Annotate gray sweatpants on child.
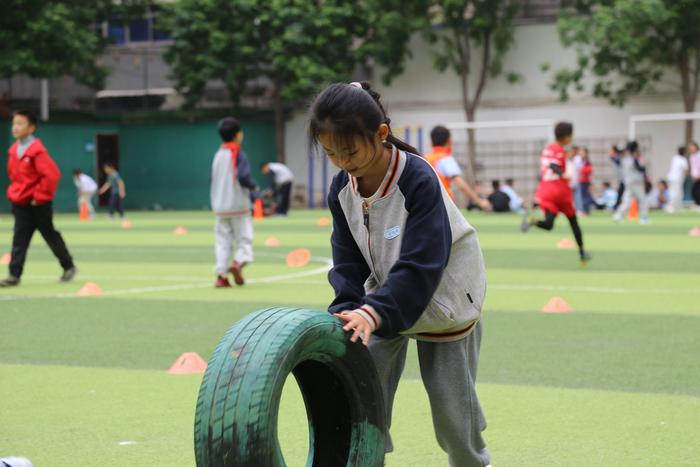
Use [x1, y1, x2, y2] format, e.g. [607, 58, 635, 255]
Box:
[214, 215, 253, 275]
[369, 321, 490, 467]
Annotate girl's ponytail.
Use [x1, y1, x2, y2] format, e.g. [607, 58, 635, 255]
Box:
[353, 81, 420, 155]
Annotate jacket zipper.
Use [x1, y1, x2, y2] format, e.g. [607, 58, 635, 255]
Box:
[363, 201, 376, 273]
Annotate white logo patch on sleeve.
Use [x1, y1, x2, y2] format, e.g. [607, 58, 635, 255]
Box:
[384, 226, 401, 240]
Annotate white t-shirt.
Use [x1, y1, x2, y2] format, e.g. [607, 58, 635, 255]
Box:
[74, 173, 97, 193]
[434, 156, 462, 178]
[667, 154, 688, 182]
[268, 162, 294, 184]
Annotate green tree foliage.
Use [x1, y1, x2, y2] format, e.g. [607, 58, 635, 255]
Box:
[550, 0, 700, 142]
[0, 0, 144, 89]
[425, 0, 520, 181]
[164, 0, 368, 162]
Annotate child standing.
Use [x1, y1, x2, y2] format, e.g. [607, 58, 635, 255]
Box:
[210, 117, 257, 288]
[578, 147, 594, 215]
[98, 163, 126, 219]
[310, 82, 490, 467]
[665, 146, 688, 213]
[613, 141, 650, 224]
[521, 122, 591, 264]
[1, 110, 77, 287]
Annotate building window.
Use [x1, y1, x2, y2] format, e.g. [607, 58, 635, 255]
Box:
[106, 7, 171, 44]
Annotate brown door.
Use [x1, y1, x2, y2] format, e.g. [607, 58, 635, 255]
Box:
[95, 134, 120, 207]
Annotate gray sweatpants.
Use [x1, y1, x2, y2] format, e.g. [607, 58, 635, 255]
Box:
[369, 321, 490, 467]
[214, 216, 253, 275]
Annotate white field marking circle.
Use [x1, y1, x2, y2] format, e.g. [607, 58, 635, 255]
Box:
[0, 256, 332, 302]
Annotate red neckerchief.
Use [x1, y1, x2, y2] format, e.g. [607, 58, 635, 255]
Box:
[223, 142, 241, 175]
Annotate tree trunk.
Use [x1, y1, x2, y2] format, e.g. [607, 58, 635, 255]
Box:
[465, 107, 477, 185]
[273, 90, 286, 163]
[683, 100, 695, 144]
[679, 50, 698, 144]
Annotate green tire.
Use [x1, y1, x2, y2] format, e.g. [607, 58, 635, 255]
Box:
[194, 307, 386, 467]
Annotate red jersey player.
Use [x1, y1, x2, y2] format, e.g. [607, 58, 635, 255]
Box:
[521, 121, 591, 265]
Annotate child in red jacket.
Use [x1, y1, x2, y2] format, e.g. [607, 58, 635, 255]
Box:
[1, 110, 76, 287]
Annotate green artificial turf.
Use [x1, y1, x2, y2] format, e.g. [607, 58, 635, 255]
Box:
[1, 209, 698, 466]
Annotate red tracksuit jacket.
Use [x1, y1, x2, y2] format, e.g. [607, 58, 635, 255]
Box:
[7, 138, 61, 206]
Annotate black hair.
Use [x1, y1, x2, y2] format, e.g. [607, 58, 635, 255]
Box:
[218, 116, 241, 142]
[309, 82, 419, 159]
[73, 168, 82, 176]
[626, 140, 639, 154]
[505, 178, 514, 186]
[491, 180, 500, 190]
[430, 126, 451, 147]
[13, 109, 38, 128]
[603, 181, 611, 188]
[554, 122, 573, 141]
[678, 146, 687, 156]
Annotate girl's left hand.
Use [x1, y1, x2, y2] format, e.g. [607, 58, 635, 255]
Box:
[335, 311, 373, 346]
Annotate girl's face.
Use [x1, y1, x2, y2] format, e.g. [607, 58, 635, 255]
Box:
[318, 124, 389, 178]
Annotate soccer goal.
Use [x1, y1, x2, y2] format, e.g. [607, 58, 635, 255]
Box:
[628, 112, 700, 140]
[445, 119, 555, 204]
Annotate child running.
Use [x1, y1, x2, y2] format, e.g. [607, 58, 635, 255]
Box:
[521, 121, 591, 265]
[210, 117, 257, 288]
[310, 82, 490, 467]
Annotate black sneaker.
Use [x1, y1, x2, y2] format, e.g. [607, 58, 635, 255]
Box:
[60, 267, 78, 283]
[580, 251, 592, 267]
[0, 276, 20, 287]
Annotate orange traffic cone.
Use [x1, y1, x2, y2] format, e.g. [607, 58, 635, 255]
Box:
[628, 198, 639, 220]
[689, 227, 700, 237]
[76, 282, 103, 297]
[286, 248, 312, 267]
[168, 352, 208, 374]
[316, 216, 331, 227]
[264, 236, 281, 247]
[79, 202, 90, 221]
[173, 226, 188, 235]
[253, 198, 264, 220]
[0, 252, 11, 265]
[542, 297, 574, 314]
[557, 239, 576, 249]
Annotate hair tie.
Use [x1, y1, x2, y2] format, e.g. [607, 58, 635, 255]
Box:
[350, 82, 362, 89]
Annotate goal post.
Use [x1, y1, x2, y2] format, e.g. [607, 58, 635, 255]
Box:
[628, 112, 700, 140]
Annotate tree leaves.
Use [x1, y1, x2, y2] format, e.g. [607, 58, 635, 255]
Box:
[551, 0, 700, 108]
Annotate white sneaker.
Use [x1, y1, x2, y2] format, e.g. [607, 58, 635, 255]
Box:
[612, 212, 623, 223]
[1, 458, 34, 467]
[639, 218, 651, 225]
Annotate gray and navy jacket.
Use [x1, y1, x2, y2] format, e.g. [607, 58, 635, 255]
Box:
[327, 147, 487, 342]
[210, 142, 257, 217]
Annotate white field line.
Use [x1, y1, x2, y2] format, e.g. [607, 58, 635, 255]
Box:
[0, 259, 332, 302]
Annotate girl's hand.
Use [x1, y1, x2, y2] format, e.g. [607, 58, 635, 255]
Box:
[335, 311, 374, 346]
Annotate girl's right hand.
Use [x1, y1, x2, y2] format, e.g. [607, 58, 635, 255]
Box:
[335, 311, 374, 346]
